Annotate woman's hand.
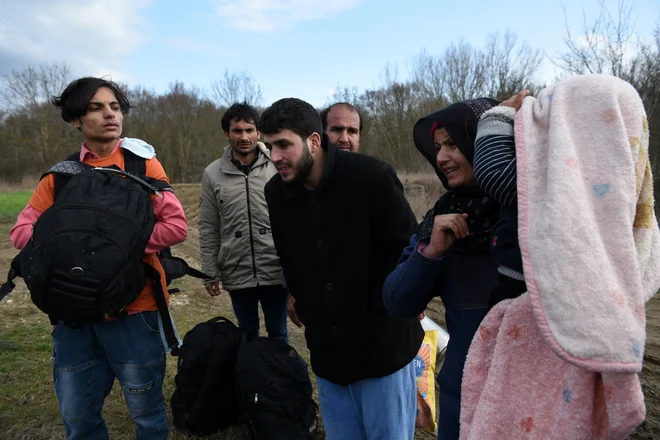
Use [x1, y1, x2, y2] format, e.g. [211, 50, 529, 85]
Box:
[421, 213, 469, 259]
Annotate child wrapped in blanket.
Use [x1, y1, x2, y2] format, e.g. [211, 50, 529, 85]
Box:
[460, 74, 660, 439]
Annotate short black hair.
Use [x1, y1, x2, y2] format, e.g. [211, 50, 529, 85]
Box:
[259, 98, 322, 139]
[51, 77, 132, 123]
[221, 102, 260, 132]
[320, 102, 363, 132]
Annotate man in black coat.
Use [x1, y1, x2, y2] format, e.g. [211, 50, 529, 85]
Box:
[261, 98, 424, 440]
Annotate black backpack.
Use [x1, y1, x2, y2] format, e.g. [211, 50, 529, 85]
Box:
[171, 316, 244, 435]
[235, 336, 319, 440]
[0, 149, 208, 354]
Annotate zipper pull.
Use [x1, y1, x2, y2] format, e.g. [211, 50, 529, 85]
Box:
[254, 393, 259, 404]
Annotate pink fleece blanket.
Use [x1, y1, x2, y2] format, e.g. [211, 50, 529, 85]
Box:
[460, 74, 660, 439]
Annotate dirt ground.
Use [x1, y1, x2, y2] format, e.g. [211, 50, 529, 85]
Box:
[0, 183, 658, 439]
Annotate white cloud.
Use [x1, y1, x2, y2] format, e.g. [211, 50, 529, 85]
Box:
[0, 0, 151, 82]
[574, 33, 639, 63]
[213, 0, 362, 32]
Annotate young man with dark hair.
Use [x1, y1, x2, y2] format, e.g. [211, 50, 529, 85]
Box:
[9, 76, 188, 440]
[320, 102, 362, 152]
[199, 102, 287, 340]
[261, 97, 423, 440]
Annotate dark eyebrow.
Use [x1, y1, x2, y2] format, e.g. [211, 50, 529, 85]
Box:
[269, 139, 293, 148]
[88, 100, 120, 106]
[330, 124, 358, 131]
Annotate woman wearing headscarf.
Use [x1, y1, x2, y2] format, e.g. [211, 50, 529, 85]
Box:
[383, 98, 502, 439]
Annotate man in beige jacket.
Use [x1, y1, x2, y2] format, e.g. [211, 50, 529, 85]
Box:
[198, 102, 287, 340]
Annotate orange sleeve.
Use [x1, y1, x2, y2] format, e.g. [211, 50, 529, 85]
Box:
[28, 174, 55, 213]
[145, 157, 170, 183]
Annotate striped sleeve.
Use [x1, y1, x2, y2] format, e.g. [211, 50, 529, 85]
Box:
[473, 106, 517, 207]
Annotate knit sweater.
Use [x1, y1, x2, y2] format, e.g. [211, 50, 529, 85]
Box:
[473, 106, 523, 280]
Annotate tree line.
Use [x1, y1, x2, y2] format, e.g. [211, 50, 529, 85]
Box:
[1, 2, 658, 193]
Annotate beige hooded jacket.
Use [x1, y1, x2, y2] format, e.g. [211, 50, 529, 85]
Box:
[198, 143, 281, 291]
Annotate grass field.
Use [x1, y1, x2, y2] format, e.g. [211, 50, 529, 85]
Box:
[0, 184, 443, 440]
[0, 182, 658, 440]
[0, 192, 30, 222]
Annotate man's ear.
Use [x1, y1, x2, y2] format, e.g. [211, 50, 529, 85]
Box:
[71, 119, 82, 132]
[308, 132, 321, 153]
[223, 131, 229, 139]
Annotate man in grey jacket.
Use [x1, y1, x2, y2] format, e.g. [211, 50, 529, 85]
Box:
[198, 102, 287, 340]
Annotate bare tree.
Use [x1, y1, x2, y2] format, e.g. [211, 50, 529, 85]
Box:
[628, 27, 660, 118]
[210, 69, 263, 108]
[0, 63, 76, 171]
[0, 62, 71, 112]
[411, 31, 542, 105]
[557, 0, 638, 78]
[627, 27, 660, 197]
[483, 31, 543, 100]
[410, 49, 448, 110]
[327, 84, 362, 107]
[122, 81, 226, 182]
[0, 30, 549, 183]
[360, 65, 426, 170]
[442, 40, 488, 102]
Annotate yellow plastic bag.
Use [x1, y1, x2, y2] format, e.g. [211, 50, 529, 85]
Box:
[414, 330, 438, 432]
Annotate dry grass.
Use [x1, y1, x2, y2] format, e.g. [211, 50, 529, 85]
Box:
[0, 182, 444, 439]
[0, 177, 41, 193]
[398, 172, 445, 220]
[398, 172, 444, 196]
[1, 180, 657, 439]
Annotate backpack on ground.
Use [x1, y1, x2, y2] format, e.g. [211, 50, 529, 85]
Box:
[0, 149, 208, 354]
[235, 335, 319, 440]
[171, 316, 244, 435]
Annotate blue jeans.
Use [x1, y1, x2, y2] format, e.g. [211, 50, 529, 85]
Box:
[316, 361, 417, 440]
[228, 284, 288, 341]
[51, 311, 168, 440]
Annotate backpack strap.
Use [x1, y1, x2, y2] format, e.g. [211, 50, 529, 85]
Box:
[123, 148, 147, 176]
[51, 148, 149, 198]
[44, 158, 93, 199]
[0, 254, 21, 302]
[146, 178, 173, 193]
[158, 250, 210, 282]
[65, 151, 80, 162]
[63, 148, 146, 175]
[143, 262, 181, 356]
